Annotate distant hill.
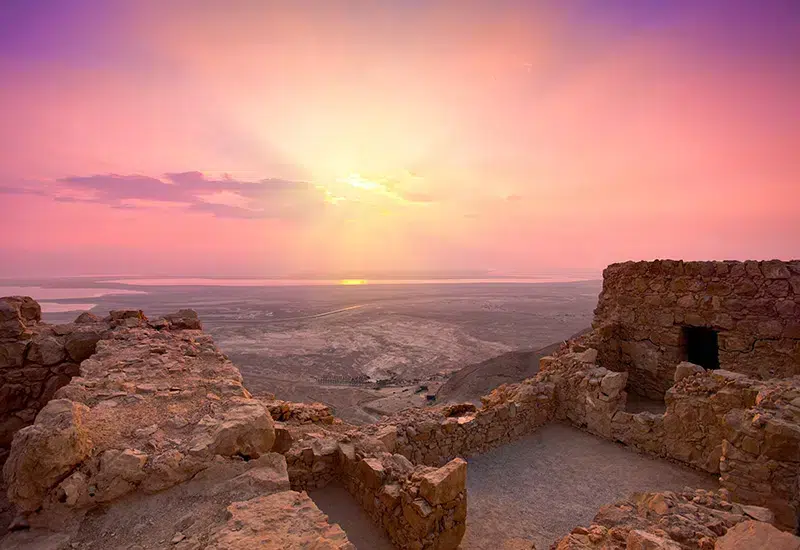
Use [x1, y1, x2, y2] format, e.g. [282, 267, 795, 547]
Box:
[436, 327, 592, 404]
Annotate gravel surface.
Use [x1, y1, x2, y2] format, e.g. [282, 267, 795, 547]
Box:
[463, 423, 718, 549]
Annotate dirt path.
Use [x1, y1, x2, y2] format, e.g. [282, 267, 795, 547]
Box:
[463, 423, 718, 549]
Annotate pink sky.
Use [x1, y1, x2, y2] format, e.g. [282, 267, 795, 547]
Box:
[0, 1, 798, 277]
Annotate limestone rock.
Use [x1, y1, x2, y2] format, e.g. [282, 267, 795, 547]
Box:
[740, 504, 775, 524]
[189, 401, 275, 458]
[419, 457, 466, 505]
[674, 361, 705, 383]
[375, 424, 397, 452]
[714, 520, 800, 550]
[26, 334, 66, 366]
[0, 340, 28, 369]
[0, 296, 41, 338]
[600, 371, 627, 398]
[64, 326, 105, 363]
[208, 491, 354, 549]
[3, 399, 93, 512]
[74, 312, 100, 324]
[163, 309, 202, 330]
[627, 530, 681, 550]
[271, 423, 293, 454]
[357, 457, 385, 489]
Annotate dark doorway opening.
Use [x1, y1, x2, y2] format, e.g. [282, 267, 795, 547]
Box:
[682, 326, 720, 370]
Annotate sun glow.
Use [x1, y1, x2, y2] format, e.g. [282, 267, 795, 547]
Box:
[339, 279, 368, 285]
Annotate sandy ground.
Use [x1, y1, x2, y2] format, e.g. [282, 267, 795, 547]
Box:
[462, 423, 717, 549]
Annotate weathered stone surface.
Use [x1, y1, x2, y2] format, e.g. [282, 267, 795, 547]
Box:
[715, 520, 800, 550]
[674, 361, 704, 383]
[594, 260, 800, 398]
[64, 327, 105, 363]
[162, 309, 202, 330]
[207, 491, 354, 549]
[375, 424, 397, 452]
[3, 399, 93, 512]
[189, 401, 275, 458]
[73, 312, 100, 324]
[419, 457, 466, 505]
[627, 530, 681, 550]
[357, 457, 385, 489]
[554, 488, 787, 550]
[0, 341, 27, 369]
[26, 335, 66, 366]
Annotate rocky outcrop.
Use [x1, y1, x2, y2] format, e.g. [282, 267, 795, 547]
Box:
[2, 306, 275, 514]
[553, 487, 800, 549]
[594, 260, 800, 398]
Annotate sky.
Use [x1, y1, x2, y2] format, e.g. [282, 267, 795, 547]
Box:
[0, 0, 798, 277]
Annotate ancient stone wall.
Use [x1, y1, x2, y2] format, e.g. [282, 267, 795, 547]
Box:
[280, 429, 466, 549]
[368, 380, 555, 467]
[594, 260, 800, 399]
[339, 451, 466, 549]
[538, 335, 800, 530]
[0, 297, 107, 463]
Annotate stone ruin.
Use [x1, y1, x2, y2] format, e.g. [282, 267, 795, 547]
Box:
[0, 259, 798, 549]
[594, 260, 800, 399]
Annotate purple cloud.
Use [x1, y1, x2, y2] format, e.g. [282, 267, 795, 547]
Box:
[3, 172, 322, 220]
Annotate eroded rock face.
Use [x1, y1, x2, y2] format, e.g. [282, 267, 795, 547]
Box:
[189, 400, 275, 458]
[3, 399, 93, 512]
[2, 302, 277, 514]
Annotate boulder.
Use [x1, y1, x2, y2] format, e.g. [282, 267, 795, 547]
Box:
[419, 457, 466, 505]
[163, 309, 202, 330]
[0, 341, 28, 369]
[64, 327, 105, 363]
[740, 504, 776, 524]
[105, 310, 147, 328]
[715, 520, 800, 550]
[674, 361, 705, 383]
[270, 423, 293, 454]
[26, 334, 66, 366]
[357, 458, 385, 489]
[0, 297, 41, 335]
[600, 371, 627, 398]
[3, 399, 93, 512]
[189, 402, 275, 458]
[0, 299, 26, 338]
[375, 424, 397, 452]
[74, 312, 100, 324]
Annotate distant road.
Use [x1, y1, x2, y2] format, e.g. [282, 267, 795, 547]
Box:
[204, 304, 367, 324]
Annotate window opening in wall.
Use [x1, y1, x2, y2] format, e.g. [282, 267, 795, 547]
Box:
[681, 326, 720, 370]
